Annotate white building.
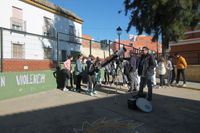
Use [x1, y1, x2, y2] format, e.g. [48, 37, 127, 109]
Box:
[0, 0, 83, 71]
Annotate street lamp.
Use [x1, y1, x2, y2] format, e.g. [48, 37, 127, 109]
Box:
[116, 26, 122, 50]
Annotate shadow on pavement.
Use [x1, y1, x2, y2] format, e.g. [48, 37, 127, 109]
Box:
[0, 90, 200, 133]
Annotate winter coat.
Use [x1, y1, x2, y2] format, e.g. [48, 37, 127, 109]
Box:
[138, 54, 156, 77]
[176, 56, 187, 69]
[157, 62, 166, 75]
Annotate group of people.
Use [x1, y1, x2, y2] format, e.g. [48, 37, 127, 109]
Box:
[53, 54, 101, 96]
[156, 52, 187, 88]
[53, 46, 188, 101]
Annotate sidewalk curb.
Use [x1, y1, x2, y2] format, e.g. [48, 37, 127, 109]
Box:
[182, 87, 200, 91]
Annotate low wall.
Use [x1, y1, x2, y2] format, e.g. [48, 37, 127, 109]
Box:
[0, 70, 56, 101]
[3, 59, 55, 72]
[185, 65, 200, 82]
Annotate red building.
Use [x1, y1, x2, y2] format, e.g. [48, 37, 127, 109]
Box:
[112, 35, 162, 57]
[170, 26, 200, 64]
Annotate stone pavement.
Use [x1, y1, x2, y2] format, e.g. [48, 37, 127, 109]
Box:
[0, 84, 199, 133]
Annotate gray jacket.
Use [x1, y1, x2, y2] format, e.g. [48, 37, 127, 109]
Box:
[138, 54, 156, 77]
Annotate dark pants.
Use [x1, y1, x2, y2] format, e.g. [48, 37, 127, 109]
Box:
[176, 69, 186, 84]
[138, 76, 153, 100]
[56, 78, 65, 89]
[104, 71, 110, 84]
[76, 74, 82, 92]
[159, 75, 165, 86]
[171, 69, 176, 84]
[70, 72, 73, 88]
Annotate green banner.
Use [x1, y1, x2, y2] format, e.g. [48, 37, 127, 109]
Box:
[0, 70, 56, 100]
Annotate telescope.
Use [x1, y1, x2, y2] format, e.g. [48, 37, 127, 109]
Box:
[101, 47, 126, 68]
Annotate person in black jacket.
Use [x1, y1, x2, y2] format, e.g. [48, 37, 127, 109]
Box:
[53, 66, 66, 90]
[138, 47, 156, 101]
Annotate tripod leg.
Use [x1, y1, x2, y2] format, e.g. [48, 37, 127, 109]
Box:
[114, 75, 119, 104]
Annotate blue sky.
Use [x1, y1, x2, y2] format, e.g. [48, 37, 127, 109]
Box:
[48, 0, 137, 41]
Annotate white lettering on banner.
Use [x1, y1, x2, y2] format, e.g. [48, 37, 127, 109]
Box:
[16, 74, 46, 86]
[0, 76, 6, 87]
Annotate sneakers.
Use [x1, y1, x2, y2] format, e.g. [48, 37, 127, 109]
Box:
[175, 83, 186, 87]
[175, 83, 180, 87]
[63, 87, 69, 92]
[182, 84, 186, 87]
[93, 91, 97, 94]
[90, 92, 94, 96]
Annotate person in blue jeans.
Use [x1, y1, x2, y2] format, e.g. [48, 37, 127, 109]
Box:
[137, 47, 156, 101]
[75, 54, 83, 92]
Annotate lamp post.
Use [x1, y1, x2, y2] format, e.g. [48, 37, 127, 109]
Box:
[116, 26, 122, 51]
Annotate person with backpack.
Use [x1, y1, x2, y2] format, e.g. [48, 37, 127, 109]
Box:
[53, 66, 67, 90]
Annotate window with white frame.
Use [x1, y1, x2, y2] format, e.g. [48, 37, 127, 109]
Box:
[11, 6, 25, 31]
[69, 25, 76, 42]
[43, 47, 52, 59]
[43, 17, 55, 37]
[12, 43, 24, 59]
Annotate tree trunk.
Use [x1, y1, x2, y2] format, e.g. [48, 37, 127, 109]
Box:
[161, 27, 169, 57]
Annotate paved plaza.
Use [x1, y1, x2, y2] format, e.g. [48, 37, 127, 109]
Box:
[0, 84, 199, 133]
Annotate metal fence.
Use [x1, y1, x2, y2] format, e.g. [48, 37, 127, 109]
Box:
[0, 27, 199, 72]
[0, 27, 113, 72]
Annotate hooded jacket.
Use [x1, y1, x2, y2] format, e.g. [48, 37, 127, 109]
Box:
[176, 56, 187, 69]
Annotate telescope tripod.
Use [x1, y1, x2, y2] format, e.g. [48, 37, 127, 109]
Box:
[106, 62, 124, 104]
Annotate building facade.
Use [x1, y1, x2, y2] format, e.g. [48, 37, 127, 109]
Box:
[81, 34, 110, 59]
[112, 35, 162, 57]
[0, 0, 83, 72]
[169, 26, 200, 64]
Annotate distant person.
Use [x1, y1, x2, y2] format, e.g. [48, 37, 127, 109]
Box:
[137, 47, 156, 101]
[123, 59, 130, 86]
[86, 55, 93, 89]
[166, 56, 174, 86]
[53, 66, 66, 90]
[81, 56, 88, 84]
[152, 55, 157, 87]
[87, 57, 99, 96]
[157, 57, 166, 88]
[75, 54, 84, 92]
[175, 53, 187, 87]
[95, 57, 101, 85]
[170, 56, 176, 84]
[104, 63, 111, 84]
[128, 50, 138, 92]
[110, 60, 116, 84]
[63, 55, 73, 91]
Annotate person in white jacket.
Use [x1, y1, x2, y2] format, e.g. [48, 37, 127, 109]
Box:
[157, 57, 166, 88]
[166, 56, 173, 86]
